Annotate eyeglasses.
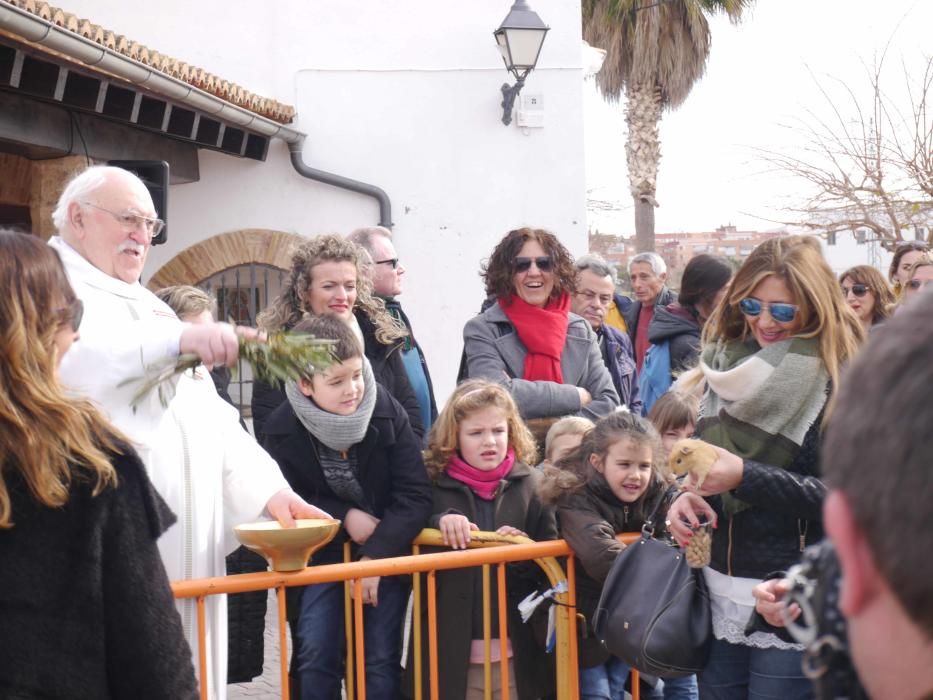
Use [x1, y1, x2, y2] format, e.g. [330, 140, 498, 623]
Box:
[577, 289, 612, 306]
[58, 298, 84, 332]
[739, 297, 798, 323]
[82, 202, 165, 239]
[841, 283, 870, 298]
[374, 258, 399, 269]
[907, 278, 932, 292]
[514, 256, 553, 273]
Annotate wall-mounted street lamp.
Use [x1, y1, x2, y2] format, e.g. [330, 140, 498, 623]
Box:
[494, 0, 549, 126]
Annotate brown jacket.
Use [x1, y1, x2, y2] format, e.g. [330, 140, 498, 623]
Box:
[557, 473, 665, 668]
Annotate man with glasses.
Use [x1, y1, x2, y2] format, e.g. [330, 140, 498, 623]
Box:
[348, 226, 437, 433]
[49, 165, 329, 700]
[571, 255, 640, 412]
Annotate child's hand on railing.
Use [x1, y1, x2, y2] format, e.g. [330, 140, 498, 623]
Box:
[495, 526, 528, 538]
[345, 508, 380, 544]
[439, 514, 478, 549]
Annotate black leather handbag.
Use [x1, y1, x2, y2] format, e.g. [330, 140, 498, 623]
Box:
[592, 489, 711, 678]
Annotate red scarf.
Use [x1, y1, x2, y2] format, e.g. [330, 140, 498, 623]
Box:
[446, 448, 516, 501]
[499, 292, 570, 383]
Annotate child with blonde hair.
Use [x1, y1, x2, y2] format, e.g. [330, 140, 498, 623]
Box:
[409, 379, 557, 700]
[542, 415, 594, 468]
[540, 411, 698, 699]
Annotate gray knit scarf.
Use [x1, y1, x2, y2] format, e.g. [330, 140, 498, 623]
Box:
[284, 357, 377, 452]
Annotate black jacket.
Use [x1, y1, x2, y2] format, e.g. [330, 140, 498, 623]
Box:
[707, 418, 826, 579]
[0, 443, 198, 700]
[260, 385, 432, 565]
[622, 286, 677, 345]
[646, 302, 702, 376]
[250, 308, 425, 444]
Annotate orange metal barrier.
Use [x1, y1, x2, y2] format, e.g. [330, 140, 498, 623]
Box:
[171, 530, 641, 700]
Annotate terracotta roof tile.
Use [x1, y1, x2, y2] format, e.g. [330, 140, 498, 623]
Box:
[6, 0, 296, 124]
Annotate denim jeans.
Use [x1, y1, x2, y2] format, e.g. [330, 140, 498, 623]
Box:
[579, 658, 698, 700]
[296, 577, 406, 700]
[697, 638, 813, 699]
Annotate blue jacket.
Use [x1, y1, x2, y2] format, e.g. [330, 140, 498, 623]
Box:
[599, 325, 641, 414]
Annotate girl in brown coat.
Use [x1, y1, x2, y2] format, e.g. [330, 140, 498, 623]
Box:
[406, 379, 558, 700]
[539, 412, 697, 699]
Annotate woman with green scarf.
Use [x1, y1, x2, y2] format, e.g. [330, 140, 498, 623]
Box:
[665, 236, 863, 700]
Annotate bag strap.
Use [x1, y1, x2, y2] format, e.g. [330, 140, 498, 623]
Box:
[641, 483, 681, 538]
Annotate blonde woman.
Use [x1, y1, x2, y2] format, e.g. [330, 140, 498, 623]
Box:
[254, 234, 422, 442]
[666, 235, 863, 699]
[900, 254, 933, 306]
[0, 231, 197, 699]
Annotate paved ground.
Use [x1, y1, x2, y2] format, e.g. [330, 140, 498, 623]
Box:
[228, 590, 286, 700]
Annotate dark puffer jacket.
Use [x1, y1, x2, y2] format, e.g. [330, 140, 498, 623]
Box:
[555, 473, 667, 668]
[706, 417, 826, 579]
[646, 302, 703, 376]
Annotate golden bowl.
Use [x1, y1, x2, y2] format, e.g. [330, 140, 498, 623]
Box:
[234, 518, 341, 572]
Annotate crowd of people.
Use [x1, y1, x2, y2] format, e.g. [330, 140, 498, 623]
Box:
[1, 164, 931, 700]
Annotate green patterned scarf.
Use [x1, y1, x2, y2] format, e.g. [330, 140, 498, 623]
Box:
[697, 336, 828, 514]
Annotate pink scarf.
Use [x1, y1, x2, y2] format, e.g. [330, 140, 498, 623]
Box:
[446, 448, 516, 501]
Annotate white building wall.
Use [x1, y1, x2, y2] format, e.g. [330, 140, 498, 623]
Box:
[60, 0, 589, 405]
[814, 232, 892, 277]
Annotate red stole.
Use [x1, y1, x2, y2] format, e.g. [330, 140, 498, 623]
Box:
[498, 292, 570, 383]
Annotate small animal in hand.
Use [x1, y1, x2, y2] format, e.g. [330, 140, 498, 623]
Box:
[669, 439, 719, 491]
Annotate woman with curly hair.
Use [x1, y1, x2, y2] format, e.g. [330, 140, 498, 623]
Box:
[838, 265, 895, 332]
[462, 228, 619, 439]
[0, 231, 197, 699]
[253, 233, 423, 442]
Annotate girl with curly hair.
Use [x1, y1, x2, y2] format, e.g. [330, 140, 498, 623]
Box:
[461, 228, 619, 444]
[407, 379, 557, 700]
[253, 233, 423, 441]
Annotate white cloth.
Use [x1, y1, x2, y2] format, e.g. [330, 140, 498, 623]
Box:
[51, 236, 290, 699]
[703, 566, 803, 651]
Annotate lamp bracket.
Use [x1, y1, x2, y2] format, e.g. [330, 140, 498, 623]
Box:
[500, 78, 526, 126]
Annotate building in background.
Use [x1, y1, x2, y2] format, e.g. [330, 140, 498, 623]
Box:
[0, 0, 590, 411]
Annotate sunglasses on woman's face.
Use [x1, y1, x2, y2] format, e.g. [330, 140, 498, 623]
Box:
[739, 297, 798, 323]
[513, 256, 553, 273]
[907, 278, 932, 292]
[841, 283, 870, 298]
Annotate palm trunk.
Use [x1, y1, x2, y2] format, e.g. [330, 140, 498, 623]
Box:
[625, 83, 662, 252]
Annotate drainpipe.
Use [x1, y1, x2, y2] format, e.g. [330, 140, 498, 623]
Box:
[288, 136, 393, 229]
[0, 1, 394, 229]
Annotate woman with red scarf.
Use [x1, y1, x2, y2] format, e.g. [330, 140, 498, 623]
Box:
[462, 227, 620, 434]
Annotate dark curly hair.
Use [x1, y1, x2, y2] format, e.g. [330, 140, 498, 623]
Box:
[481, 227, 576, 302]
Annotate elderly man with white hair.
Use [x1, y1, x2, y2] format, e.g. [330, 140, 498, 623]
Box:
[49, 165, 329, 700]
[623, 251, 676, 372]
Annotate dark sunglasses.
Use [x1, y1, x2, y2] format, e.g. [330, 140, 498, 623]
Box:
[514, 256, 553, 273]
[59, 298, 84, 332]
[375, 258, 399, 269]
[739, 297, 798, 323]
[841, 283, 870, 298]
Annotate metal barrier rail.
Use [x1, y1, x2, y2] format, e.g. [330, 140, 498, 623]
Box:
[171, 530, 641, 700]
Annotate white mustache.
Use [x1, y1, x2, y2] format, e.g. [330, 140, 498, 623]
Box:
[118, 241, 145, 255]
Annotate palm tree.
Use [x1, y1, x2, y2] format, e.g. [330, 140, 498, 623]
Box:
[583, 0, 750, 252]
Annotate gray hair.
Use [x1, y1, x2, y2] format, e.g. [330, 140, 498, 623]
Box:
[628, 252, 667, 277]
[347, 226, 393, 254]
[575, 253, 617, 284]
[51, 165, 146, 232]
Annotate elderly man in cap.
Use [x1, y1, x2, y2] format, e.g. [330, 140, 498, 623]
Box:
[50, 165, 328, 700]
[347, 225, 437, 433]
